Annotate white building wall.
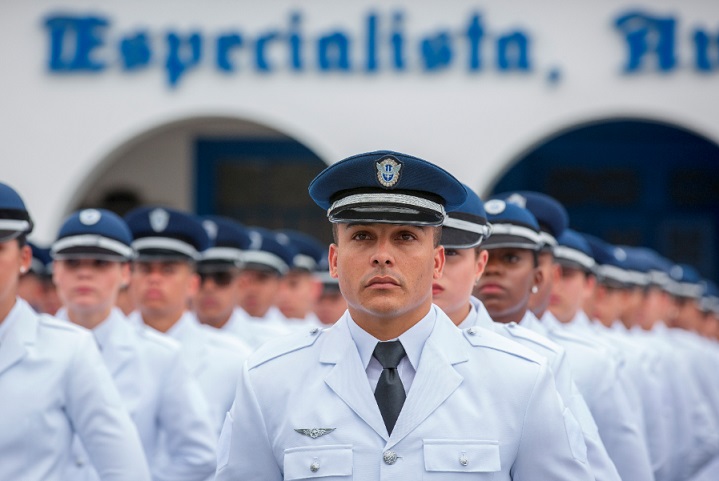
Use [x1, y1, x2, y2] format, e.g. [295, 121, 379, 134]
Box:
[2, 0, 718, 242]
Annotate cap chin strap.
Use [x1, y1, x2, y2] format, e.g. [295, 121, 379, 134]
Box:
[553, 246, 595, 271]
[52, 234, 134, 260]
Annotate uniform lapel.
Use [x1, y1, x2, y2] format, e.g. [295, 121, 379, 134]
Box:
[173, 313, 208, 377]
[0, 302, 37, 377]
[387, 312, 468, 448]
[320, 318, 389, 441]
[101, 312, 137, 378]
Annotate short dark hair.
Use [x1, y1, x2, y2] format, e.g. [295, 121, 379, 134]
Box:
[332, 224, 442, 247]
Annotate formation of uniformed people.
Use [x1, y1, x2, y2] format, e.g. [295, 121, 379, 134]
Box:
[2, 148, 719, 480]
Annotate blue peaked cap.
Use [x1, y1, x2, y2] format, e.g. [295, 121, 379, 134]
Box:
[442, 184, 491, 249]
[494, 191, 568, 249]
[309, 150, 466, 226]
[480, 199, 542, 250]
[52, 209, 134, 261]
[668, 263, 705, 299]
[27, 241, 51, 276]
[0, 181, 33, 241]
[125, 206, 209, 261]
[198, 215, 251, 266]
[243, 227, 295, 275]
[554, 229, 595, 272]
[277, 229, 327, 272]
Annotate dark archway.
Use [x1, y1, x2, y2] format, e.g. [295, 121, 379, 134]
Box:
[490, 119, 719, 280]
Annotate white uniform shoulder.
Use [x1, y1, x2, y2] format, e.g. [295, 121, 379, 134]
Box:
[463, 325, 546, 365]
[500, 321, 563, 355]
[134, 323, 183, 353]
[201, 324, 252, 358]
[247, 326, 325, 369]
[550, 327, 609, 354]
[38, 313, 89, 334]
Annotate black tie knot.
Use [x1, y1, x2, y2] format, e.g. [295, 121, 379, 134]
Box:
[373, 340, 406, 369]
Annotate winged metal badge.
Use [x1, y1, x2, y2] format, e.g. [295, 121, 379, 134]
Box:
[295, 428, 336, 439]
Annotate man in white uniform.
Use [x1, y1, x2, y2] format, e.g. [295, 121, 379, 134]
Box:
[52, 208, 218, 481]
[125, 206, 251, 434]
[0, 182, 151, 481]
[215, 150, 594, 481]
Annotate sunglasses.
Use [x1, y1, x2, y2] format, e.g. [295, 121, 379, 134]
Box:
[198, 271, 235, 287]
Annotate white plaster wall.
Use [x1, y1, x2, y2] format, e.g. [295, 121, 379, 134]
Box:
[2, 0, 718, 242]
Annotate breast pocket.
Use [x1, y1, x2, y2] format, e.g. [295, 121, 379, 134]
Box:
[423, 439, 500, 480]
[283, 445, 353, 480]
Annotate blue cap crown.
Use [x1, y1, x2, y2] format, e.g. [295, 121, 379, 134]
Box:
[480, 199, 541, 250]
[495, 191, 568, 248]
[276, 229, 326, 272]
[125, 206, 209, 260]
[199, 216, 251, 266]
[242, 227, 295, 275]
[442, 184, 491, 249]
[309, 150, 466, 226]
[553, 229, 595, 272]
[0, 182, 33, 241]
[52, 208, 134, 261]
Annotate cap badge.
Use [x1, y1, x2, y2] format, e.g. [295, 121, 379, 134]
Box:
[614, 247, 627, 261]
[79, 209, 102, 226]
[484, 199, 506, 215]
[505, 193, 527, 208]
[149, 208, 170, 233]
[202, 220, 218, 241]
[376, 156, 402, 188]
[248, 230, 263, 250]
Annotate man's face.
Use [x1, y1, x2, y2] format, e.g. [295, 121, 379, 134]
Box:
[433, 247, 487, 325]
[329, 223, 443, 329]
[549, 265, 593, 324]
[131, 260, 197, 319]
[237, 269, 281, 318]
[54, 258, 129, 316]
[277, 271, 321, 320]
[590, 283, 624, 326]
[528, 250, 558, 318]
[475, 248, 540, 323]
[194, 267, 240, 327]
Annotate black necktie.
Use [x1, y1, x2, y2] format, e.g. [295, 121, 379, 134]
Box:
[373, 340, 407, 435]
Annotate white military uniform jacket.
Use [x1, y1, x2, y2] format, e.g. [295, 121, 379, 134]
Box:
[220, 307, 290, 350]
[524, 312, 654, 481]
[215, 306, 594, 480]
[58, 308, 218, 481]
[567, 312, 671, 481]
[166, 312, 252, 433]
[0, 298, 151, 481]
[461, 298, 620, 481]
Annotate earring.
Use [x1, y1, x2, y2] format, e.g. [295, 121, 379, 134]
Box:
[531, 285, 538, 294]
[19, 266, 27, 274]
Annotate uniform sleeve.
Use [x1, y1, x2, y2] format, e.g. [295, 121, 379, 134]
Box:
[154, 348, 218, 481]
[65, 333, 152, 481]
[589, 359, 654, 481]
[548, 349, 621, 481]
[215, 361, 282, 481]
[511, 362, 594, 481]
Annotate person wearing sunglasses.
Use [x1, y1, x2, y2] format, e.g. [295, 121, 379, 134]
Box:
[0, 184, 149, 481]
[194, 216, 285, 349]
[52, 208, 217, 481]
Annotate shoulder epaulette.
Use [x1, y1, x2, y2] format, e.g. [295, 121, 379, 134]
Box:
[500, 322, 563, 354]
[248, 326, 325, 368]
[462, 325, 545, 365]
